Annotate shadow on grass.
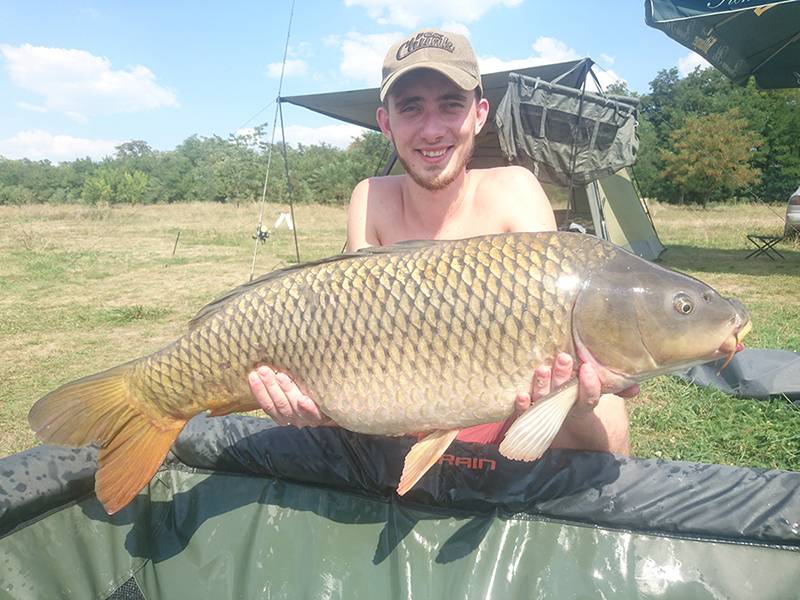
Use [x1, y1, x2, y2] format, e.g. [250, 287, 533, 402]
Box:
[659, 243, 800, 276]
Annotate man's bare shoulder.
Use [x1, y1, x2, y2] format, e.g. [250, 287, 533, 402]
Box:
[472, 165, 538, 189]
[470, 166, 556, 232]
[351, 175, 403, 206]
[347, 176, 404, 250]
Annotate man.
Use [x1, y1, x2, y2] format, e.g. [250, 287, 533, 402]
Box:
[248, 29, 635, 452]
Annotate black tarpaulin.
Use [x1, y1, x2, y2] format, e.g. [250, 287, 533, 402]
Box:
[676, 348, 800, 400]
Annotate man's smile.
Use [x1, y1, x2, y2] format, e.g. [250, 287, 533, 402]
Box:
[418, 146, 452, 162]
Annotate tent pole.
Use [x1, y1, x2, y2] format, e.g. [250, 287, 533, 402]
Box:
[629, 168, 665, 247]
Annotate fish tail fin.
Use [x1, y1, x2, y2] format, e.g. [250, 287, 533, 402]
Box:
[28, 362, 186, 514]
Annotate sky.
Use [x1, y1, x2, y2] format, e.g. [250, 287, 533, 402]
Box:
[0, 1, 710, 163]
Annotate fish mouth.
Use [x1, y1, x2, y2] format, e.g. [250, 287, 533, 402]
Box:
[716, 317, 752, 373]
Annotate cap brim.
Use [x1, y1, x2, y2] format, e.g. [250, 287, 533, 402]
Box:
[379, 63, 481, 101]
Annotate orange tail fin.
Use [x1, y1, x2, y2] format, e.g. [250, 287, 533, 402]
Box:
[28, 362, 186, 515]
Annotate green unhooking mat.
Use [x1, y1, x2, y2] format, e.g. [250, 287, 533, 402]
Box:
[1, 415, 799, 599]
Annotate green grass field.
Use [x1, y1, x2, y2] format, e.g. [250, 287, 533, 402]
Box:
[1, 201, 798, 470]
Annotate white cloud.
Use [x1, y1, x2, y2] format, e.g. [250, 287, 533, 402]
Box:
[439, 22, 471, 37]
[0, 43, 178, 120]
[598, 53, 615, 66]
[339, 32, 404, 85]
[478, 37, 580, 73]
[677, 51, 711, 76]
[479, 36, 625, 91]
[282, 124, 370, 148]
[0, 129, 120, 162]
[345, 0, 521, 28]
[332, 31, 626, 92]
[17, 101, 47, 113]
[592, 68, 626, 92]
[267, 58, 308, 78]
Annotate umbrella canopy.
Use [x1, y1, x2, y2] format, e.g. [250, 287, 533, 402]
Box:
[645, 0, 800, 88]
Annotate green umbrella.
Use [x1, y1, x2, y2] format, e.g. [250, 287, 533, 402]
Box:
[645, 0, 800, 88]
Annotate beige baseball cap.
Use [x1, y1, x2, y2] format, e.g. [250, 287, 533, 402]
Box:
[380, 29, 482, 101]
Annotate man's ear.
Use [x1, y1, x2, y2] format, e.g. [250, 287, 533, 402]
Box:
[376, 105, 393, 141]
[474, 97, 490, 135]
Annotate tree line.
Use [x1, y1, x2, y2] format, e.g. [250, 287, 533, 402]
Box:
[0, 126, 393, 207]
[2, 66, 799, 207]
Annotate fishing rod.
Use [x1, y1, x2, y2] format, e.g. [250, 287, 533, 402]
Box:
[249, 0, 300, 282]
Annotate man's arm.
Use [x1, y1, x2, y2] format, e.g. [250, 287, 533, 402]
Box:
[346, 178, 381, 252]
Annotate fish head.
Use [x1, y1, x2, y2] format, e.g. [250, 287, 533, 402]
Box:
[573, 250, 751, 387]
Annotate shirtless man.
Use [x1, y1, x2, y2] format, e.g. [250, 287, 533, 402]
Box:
[247, 29, 636, 453]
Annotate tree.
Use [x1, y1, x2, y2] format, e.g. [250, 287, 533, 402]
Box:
[116, 171, 150, 204]
[660, 108, 763, 205]
[82, 171, 115, 205]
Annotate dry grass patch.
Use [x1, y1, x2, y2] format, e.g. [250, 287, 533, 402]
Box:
[2, 201, 798, 470]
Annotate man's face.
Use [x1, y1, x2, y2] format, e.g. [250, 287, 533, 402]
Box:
[376, 70, 489, 191]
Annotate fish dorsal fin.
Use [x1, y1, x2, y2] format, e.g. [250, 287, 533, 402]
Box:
[187, 240, 442, 330]
[498, 380, 579, 461]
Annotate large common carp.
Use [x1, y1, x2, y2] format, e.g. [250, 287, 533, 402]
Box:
[29, 232, 750, 514]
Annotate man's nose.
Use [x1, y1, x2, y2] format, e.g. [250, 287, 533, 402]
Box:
[419, 110, 446, 142]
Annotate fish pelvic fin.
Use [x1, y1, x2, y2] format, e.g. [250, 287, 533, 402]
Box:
[498, 380, 579, 461]
[397, 429, 460, 496]
[28, 362, 186, 515]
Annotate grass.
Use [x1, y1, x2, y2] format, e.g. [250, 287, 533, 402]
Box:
[1, 201, 798, 472]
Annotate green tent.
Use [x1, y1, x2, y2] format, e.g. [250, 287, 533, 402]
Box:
[645, 0, 800, 89]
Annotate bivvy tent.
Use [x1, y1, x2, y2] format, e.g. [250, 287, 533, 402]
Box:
[283, 58, 666, 260]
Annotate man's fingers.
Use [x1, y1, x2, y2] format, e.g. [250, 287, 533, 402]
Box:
[261, 368, 295, 423]
[552, 353, 573, 389]
[250, 366, 335, 428]
[577, 363, 602, 409]
[531, 365, 551, 401]
[275, 372, 322, 427]
[248, 368, 286, 425]
[514, 391, 532, 413]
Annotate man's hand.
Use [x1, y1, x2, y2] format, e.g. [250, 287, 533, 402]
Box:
[248, 366, 335, 428]
[514, 353, 639, 416]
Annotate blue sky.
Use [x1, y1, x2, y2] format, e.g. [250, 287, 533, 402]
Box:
[0, 1, 708, 162]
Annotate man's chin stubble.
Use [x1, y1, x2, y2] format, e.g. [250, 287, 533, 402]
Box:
[396, 138, 475, 192]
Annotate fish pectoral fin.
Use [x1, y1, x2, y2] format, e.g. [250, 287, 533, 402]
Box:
[397, 429, 460, 496]
[498, 379, 579, 462]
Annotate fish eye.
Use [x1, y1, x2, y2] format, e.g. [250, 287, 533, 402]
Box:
[673, 293, 694, 315]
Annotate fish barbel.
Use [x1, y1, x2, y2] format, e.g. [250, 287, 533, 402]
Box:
[28, 232, 750, 514]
